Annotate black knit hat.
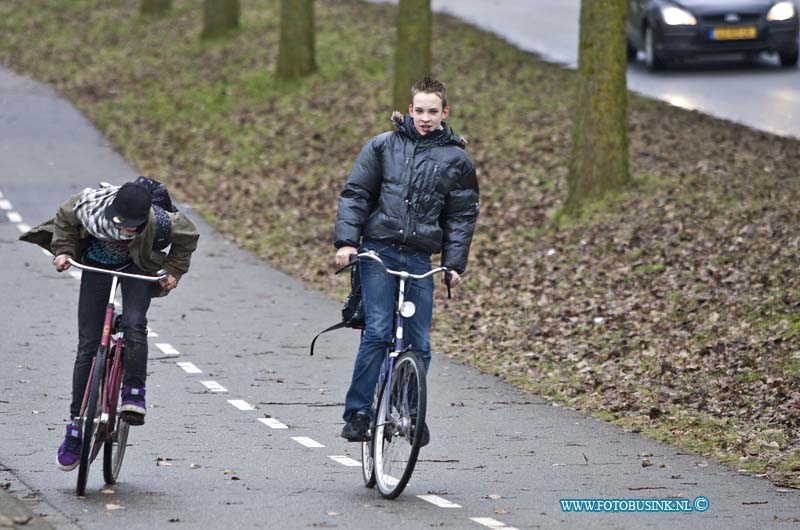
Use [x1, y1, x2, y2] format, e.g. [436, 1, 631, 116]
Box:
[104, 183, 152, 227]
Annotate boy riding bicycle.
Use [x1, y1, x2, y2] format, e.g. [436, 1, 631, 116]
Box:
[20, 179, 199, 470]
[334, 77, 479, 444]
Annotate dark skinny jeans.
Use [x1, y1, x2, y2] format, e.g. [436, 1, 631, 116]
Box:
[70, 264, 152, 419]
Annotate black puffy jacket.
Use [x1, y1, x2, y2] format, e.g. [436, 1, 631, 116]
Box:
[334, 114, 479, 273]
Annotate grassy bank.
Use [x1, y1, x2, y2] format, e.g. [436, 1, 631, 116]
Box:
[2, 0, 799, 486]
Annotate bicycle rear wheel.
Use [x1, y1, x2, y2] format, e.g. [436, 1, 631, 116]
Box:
[76, 349, 105, 496]
[373, 351, 427, 499]
[103, 418, 129, 484]
[362, 365, 386, 488]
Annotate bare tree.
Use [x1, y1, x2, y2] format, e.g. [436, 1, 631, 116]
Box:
[202, 0, 240, 39]
[276, 0, 316, 78]
[140, 0, 171, 15]
[564, 0, 630, 214]
[392, 0, 431, 111]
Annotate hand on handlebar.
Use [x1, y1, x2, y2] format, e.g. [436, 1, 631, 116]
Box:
[160, 274, 178, 292]
[53, 254, 72, 272]
[335, 246, 358, 268]
[443, 270, 461, 288]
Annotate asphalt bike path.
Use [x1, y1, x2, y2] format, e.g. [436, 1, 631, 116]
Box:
[0, 68, 797, 530]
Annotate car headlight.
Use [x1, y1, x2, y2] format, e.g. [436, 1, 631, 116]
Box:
[767, 1, 796, 21]
[661, 6, 697, 25]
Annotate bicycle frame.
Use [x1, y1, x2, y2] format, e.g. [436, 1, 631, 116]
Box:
[77, 273, 121, 441]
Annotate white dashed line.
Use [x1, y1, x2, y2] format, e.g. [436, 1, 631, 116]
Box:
[291, 437, 324, 448]
[0, 199, 11, 210]
[147, 327, 158, 337]
[17, 223, 30, 233]
[7, 211, 22, 223]
[201, 380, 227, 392]
[417, 495, 462, 508]
[68, 270, 82, 280]
[177, 362, 202, 374]
[470, 518, 519, 530]
[257, 417, 288, 429]
[328, 455, 361, 467]
[155, 343, 179, 356]
[227, 399, 255, 411]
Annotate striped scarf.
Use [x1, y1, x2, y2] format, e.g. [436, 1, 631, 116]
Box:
[73, 186, 135, 241]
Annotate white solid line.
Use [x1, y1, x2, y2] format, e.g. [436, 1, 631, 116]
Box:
[470, 518, 519, 530]
[328, 455, 361, 467]
[7, 212, 22, 223]
[155, 343, 179, 355]
[257, 417, 288, 429]
[177, 362, 202, 374]
[17, 223, 31, 233]
[68, 270, 82, 280]
[0, 199, 11, 210]
[417, 495, 462, 508]
[227, 399, 255, 411]
[291, 436, 325, 448]
[200, 381, 227, 392]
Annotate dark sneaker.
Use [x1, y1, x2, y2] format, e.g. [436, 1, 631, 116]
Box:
[341, 410, 371, 442]
[56, 424, 82, 471]
[120, 385, 146, 426]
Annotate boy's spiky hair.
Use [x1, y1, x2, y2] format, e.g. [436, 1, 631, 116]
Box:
[411, 76, 448, 108]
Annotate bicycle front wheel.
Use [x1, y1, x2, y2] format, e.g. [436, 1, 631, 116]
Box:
[77, 349, 105, 496]
[373, 351, 427, 499]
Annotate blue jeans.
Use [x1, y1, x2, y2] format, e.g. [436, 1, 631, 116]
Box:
[343, 241, 434, 421]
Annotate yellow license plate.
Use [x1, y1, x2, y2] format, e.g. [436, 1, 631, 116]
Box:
[711, 26, 757, 40]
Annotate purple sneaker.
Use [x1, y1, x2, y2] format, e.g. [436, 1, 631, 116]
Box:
[56, 424, 82, 471]
[120, 385, 146, 425]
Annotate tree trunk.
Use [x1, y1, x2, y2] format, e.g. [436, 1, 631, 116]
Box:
[276, 0, 316, 78]
[564, 0, 630, 215]
[202, 0, 240, 39]
[140, 0, 171, 15]
[392, 0, 432, 111]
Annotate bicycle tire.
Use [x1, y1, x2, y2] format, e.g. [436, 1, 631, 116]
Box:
[373, 351, 427, 499]
[103, 418, 129, 484]
[76, 348, 105, 496]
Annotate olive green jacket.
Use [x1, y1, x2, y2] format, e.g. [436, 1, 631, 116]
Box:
[19, 193, 199, 297]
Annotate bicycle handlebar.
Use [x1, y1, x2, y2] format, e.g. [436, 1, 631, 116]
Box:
[65, 257, 167, 282]
[337, 250, 453, 298]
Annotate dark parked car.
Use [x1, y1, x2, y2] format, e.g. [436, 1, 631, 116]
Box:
[626, 0, 800, 69]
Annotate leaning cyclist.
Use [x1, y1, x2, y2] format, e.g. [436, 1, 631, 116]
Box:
[20, 179, 199, 471]
[334, 77, 479, 444]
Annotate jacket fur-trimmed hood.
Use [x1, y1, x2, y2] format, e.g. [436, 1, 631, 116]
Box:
[390, 111, 469, 149]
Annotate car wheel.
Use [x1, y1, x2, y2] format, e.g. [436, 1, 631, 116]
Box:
[644, 26, 667, 70]
[779, 48, 798, 67]
[627, 38, 637, 62]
